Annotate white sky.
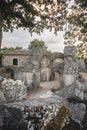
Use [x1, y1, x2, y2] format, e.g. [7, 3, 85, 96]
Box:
[2, 29, 65, 52]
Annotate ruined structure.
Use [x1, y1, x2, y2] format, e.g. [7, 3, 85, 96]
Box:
[1, 47, 52, 89]
[63, 46, 78, 87]
[58, 46, 87, 100]
[2, 49, 29, 67]
[1, 47, 65, 82]
[41, 55, 51, 81]
[50, 52, 64, 74]
[0, 47, 52, 102]
[0, 46, 87, 130]
[1, 49, 30, 79]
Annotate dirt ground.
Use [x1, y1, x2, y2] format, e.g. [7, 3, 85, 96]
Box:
[28, 72, 87, 100]
[28, 73, 60, 100]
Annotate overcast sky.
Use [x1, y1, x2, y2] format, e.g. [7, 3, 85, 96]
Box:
[2, 29, 65, 52]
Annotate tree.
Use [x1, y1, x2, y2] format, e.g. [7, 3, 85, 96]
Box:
[64, 0, 87, 45]
[0, 0, 37, 52]
[28, 39, 46, 49]
[1, 46, 22, 53]
[77, 43, 87, 60]
[0, 0, 86, 52]
[0, 0, 65, 52]
[15, 46, 22, 50]
[64, 0, 87, 60]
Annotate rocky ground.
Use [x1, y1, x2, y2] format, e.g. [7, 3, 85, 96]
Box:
[0, 73, 87, 130]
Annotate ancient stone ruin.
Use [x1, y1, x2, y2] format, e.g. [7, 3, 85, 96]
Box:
[0, 46, 87, 130]
[58, 46, 87, 100]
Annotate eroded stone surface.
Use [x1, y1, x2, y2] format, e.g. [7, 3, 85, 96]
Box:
[0, 90, 6, 104]
[0, 78, 27, 102]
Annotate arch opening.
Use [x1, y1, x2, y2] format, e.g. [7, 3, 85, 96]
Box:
[6, 68, 14, 79]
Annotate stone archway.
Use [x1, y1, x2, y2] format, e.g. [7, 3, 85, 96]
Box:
[49, 52, 64, 82]
[50, 52, 64, 62]
[5, 68, 14, 79]
[50, 52, 64, 74]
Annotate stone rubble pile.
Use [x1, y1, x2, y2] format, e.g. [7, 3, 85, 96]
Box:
[21, 103, 70, 130]
[68, 102, 86, 124]
[0, 94, 85, 130]
[0, 76, 27, 103]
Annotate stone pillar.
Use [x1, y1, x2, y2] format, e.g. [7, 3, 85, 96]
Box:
[84, 58, 87, 70]
[63, 46, 78, 87]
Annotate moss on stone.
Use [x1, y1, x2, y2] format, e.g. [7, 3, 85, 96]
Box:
[44, 105, 71, 130]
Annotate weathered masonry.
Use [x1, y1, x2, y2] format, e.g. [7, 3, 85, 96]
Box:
[1, 47, 65, 88]
[1, 48, 52, 88]
[2, 49, 29, 67]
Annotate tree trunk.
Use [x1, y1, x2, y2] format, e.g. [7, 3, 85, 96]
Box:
[0, 9, 3, 67]
[0, 9, 2, 53]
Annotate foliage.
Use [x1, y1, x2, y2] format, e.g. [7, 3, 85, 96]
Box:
[1, 46, 22, 53]
[28, 39, 46, 49]
[0, 0, 38, 32]
[44, 105, 71, 130]
[0, 0, 67, 35]
[0, 0, 86, 35]
[64, 0, 87, 60]
[64, 0, 87, 45]
[0, 0, 86, 53]
[77, 43, 87, 60]
[47, 50, 52, 54]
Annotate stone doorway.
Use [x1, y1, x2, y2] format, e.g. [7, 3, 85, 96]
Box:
[6, 68, 14, 79]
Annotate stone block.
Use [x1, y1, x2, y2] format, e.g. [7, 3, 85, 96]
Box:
[64, 46, 77, 57]
[0, 90, 6, 104]
[62, 74, 75, 87]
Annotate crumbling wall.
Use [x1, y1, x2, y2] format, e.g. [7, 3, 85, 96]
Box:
[58, 46, 87, 100]
[63, 46, 78, 87]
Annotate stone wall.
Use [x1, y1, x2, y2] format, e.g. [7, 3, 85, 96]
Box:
[2, 55, 28, 67]
[41, 68, 51, 81]
[41, 56, 50, 68]
[78, 60, 86, 72]
[16, 70, 40, 90]
[53, 61, 64, 74]
[40, 56, 51, 81]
